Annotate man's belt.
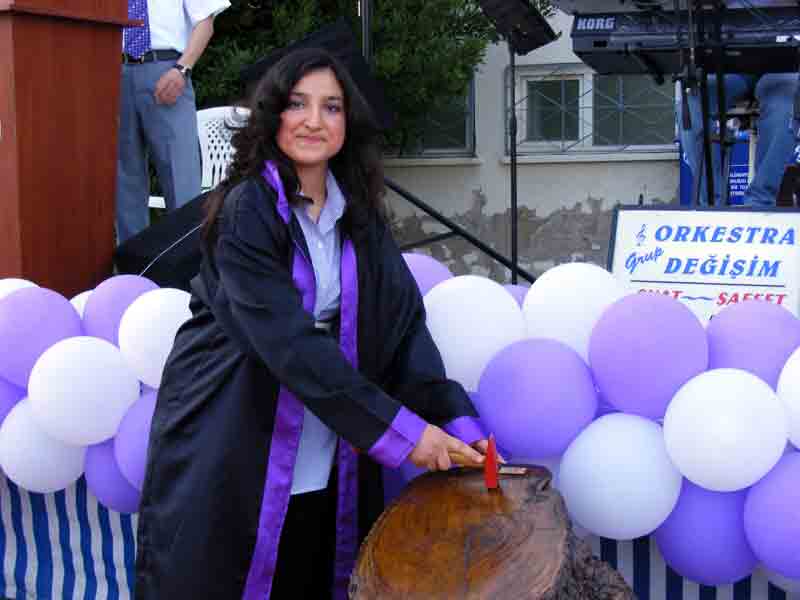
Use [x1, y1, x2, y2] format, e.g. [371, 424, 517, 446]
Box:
[122, 49, 181, 65]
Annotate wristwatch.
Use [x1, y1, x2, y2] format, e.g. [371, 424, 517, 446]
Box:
[173, 63, 192, 79]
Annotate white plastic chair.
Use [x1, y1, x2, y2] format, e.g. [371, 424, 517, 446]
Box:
[149, 106, 250, 209]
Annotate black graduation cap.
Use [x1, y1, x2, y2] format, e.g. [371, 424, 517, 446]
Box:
[239, 18, 395, 131]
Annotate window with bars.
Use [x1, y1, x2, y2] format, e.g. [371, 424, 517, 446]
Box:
[593, 75, 675, 147]
[391, 81, 476, 157]
[526, 79, 580, 143]
[515, 65, 676, 155]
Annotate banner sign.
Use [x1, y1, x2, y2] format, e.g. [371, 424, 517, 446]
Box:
[608, 207, 800, 322]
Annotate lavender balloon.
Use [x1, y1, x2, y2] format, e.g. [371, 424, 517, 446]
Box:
[744, 452, 800, 578]
[402, 253, 453, 296]
[477, 339, 597, 458]
[114, 391, 157, 491]
[85, 440, 140, 514]
[0, 378, 25, 427]
[708, 301, 800, 390]
[0, 287, 83, 388]
[655, 480, 757, 585]
[82, 275, 158, 346]
[589, 293, 708, 419]
[503, 284, 530, 307]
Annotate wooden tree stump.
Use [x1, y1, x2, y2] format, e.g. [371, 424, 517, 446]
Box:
[350, 466, 634, 600]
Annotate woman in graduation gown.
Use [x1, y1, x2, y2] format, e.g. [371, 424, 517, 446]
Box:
[134, 48, 488, 600]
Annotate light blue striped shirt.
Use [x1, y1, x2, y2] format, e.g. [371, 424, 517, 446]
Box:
[0, 475, 136, 599]
[289, 170, 345, 496]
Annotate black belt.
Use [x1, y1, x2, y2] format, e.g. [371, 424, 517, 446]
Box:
[121, 49, 181, 64]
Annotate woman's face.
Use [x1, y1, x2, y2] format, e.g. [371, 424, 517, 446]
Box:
[277, 67, 346, 170]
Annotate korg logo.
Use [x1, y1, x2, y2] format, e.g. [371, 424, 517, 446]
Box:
[575, 17, 616, 31]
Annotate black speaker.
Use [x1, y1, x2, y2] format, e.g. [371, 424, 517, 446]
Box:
[114, 192, 208, 292]
[479, 0, 557, 55]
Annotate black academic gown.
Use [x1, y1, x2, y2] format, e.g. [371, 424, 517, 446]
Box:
[134, 162, 484, 600]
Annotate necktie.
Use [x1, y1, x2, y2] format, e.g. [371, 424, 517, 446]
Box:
[124, 0, 151, 60]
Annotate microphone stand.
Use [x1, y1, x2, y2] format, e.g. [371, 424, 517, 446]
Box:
[710, 0, 733, 208]
[693, 1, 717, 207]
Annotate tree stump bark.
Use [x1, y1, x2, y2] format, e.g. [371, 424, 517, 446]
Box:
[350, 466, 634, 600]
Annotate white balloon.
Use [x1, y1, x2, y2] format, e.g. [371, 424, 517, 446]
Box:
[0, 399, 85, 493]
[28, 337, 140, 445]
[118, 288, 192, 388]
[559, 413, 682, 540]
[69, 290, 93, 318]
[424, 276, 525, 391]
[522, 263, 627, 363]
[778, 347, 800, 450]
[0, 278, 37, 300]
[664, 369, 787, 492]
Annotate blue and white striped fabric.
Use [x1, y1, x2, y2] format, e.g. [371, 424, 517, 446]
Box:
[587, 536, 798, 600]
[0, 474, 137, 599]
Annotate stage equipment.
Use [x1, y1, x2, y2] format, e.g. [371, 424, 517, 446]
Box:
[479, 0, 557, 282]
[553, 0, 800, 207]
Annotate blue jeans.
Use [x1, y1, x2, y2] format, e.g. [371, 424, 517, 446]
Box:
[678, 73, 798, 207]
[116, 60, 202, 243]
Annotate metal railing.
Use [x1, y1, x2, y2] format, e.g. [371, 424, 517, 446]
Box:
[386, 177, 536, 284]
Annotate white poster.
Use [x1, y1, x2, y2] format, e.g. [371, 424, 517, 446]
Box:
[609, 207, 800, 323]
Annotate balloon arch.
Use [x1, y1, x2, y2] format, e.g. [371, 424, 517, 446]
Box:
[0, 254, 800, 590]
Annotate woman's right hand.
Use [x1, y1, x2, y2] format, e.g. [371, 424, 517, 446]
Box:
[408, 424, 485, 471]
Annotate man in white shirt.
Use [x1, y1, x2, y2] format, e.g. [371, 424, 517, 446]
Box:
[116, 0, 230, 243]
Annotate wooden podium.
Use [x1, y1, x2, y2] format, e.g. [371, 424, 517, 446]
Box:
[0, 1, 133, 297]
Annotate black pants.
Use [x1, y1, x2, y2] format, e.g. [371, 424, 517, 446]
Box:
[271, 473, 338, 600]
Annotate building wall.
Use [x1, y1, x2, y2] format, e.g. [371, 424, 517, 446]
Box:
[384, 11, 680, 283]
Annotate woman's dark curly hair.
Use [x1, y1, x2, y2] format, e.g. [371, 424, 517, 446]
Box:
[203, 47, 385, 246]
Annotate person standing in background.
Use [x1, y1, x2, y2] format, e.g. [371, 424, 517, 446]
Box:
[116, 0, 230, 243]
[678, 71, 798, 207]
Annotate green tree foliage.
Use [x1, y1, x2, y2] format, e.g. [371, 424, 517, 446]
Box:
[194, 0, 554, 153]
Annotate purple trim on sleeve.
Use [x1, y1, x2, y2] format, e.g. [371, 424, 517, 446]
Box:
[368, 407, 427, 469]
[242, 251, 315, 599]
[262, 161, 291, 224]
[443, 416, 486, 446]
[332, 239, 360, 600]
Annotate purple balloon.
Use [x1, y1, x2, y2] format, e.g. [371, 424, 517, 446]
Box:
[744, 452, 800, 578]
[114, 391, 157, 491]
[708, 301, 800, 390]
[476, 339, 597, 458]
[503, 284, 530, 307]
[82, 275, 158, 346]
[402, 253, 453, 296]
[589, 293, 708, 419]
[0, 378, 25, 427]
[85, 440, 140, 514]
[655, 480, 756, 585]
[0, 287, 83, 388]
